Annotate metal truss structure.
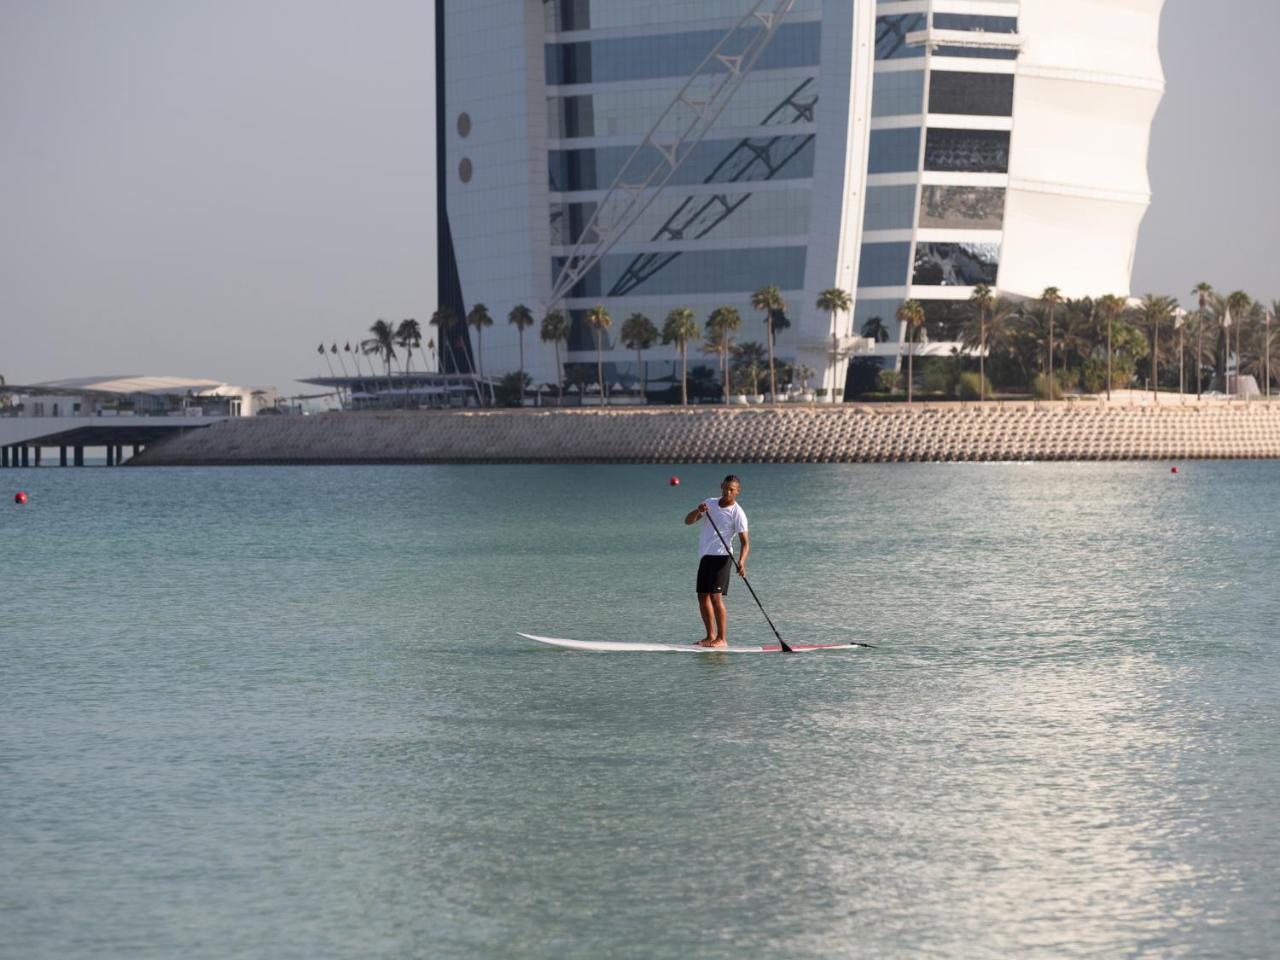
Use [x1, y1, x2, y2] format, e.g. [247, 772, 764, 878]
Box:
[547, 0, 801, 307]
[604, 78, 818, 299]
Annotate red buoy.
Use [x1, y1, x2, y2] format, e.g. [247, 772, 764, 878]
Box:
[669, 476, 680, 486]
[14, 491, 28, 504]
[1171, 466, 1179, 474]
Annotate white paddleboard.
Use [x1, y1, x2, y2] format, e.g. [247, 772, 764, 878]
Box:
[518, 632, 869, 654]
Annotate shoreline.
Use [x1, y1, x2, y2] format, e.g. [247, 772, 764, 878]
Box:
[131, 398, 1280, 465]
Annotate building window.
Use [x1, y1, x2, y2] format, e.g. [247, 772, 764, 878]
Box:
[928, 71, 1014, 117]
[918, 186, 1006, 229]
[858, 242, 912, 288]
[545, 22, 821, 86]
[864, 185, 918, 231]
[875, 14, 926, 60]
[912, 242, 1000, 286]
[555, 246, 808, 299]
[923, 128, 1010, 173]
[549, 136, 815, 193]
[932, 14, 1018, 34]
[867, 127, 921, 174]
[871, 70, 925, 117]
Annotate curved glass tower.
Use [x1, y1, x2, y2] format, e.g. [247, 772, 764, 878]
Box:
[438, 0, 1165, 396]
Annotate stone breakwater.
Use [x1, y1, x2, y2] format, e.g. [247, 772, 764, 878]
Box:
[132, 401, 1280, 465]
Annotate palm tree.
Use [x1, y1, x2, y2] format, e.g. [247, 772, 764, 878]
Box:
[662, 307, 700, 406]
[816, 287, 852, 402]
[430, 307, 460, 373]
[751, 284, 786, 402]
[1041, 287, 1064, 398]
[1136, 294, 1175, 399]
[620, 312, 658, 403]
[896, 300, 925, 403]
[508, 304, 535, 406]
[967, 283, 994, 401]
[1096, 294, 1126, 400]
[1225, 291, 1251, 395]
[1191, 282, 1213, 399]
[362, 319, 398, 404]
[396, 318, 422, 380]
[540, 309, 570, 404]
[466, 304, 494, 404]
[586, 304, 612, 405]
[706, 306, 742, 404]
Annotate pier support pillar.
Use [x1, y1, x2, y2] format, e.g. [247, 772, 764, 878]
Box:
[106, 445, 114, 467]
[34, 448, 42, 467]
[116, 444, 124, 464]
[60, 446, 68, 467]
[74, 446, 84, 467]
[21, 446, 29, 467]
[1, 447, 7, 468]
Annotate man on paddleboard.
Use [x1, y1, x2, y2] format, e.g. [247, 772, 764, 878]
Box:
[684, 475, 749, 648]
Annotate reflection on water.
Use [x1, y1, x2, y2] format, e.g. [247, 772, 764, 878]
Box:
[2, 462, 1278, 959]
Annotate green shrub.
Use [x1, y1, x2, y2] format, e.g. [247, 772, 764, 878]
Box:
[877, 368, 901, 393]
[957, 371, 991, 400]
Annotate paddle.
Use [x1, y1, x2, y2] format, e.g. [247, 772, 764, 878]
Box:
[703, 508, 794, 654]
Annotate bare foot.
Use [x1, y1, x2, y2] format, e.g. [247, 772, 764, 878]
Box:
[695, 637, 728, 648]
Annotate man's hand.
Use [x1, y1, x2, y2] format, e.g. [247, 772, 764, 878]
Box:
[696, 502, 708, 516]
[736, 560, 746, 578]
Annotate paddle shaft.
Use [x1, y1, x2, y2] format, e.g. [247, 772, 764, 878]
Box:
[703, 507, 794, 654]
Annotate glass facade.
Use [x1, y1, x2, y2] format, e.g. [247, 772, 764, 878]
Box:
[864, 185, 918, 231]
[875, 13, 926, 60]
[549, 136, 816, 192]
[546, 0, 822, 33]
[928, 71, 1015, 117]
[551, 189, 812, 246]
[859, 242, 912, 288]
[867, 127, 921, 174]
[556, 246, 808, 300]
[918, 186, 1006, 230]
[923, 128, 1010, 173]
[871, 70, 925, 117]
[912, 242, 1000, 286]
[546, 21, 821, 85]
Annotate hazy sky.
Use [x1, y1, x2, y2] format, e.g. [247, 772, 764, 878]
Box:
[2, 1, 1277, 392]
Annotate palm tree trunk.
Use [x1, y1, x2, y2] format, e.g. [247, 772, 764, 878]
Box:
[635, 347, 644, 404]
[596, 332, 605, 407]
[1152, 325, 1159, 400]
[907, 339, 914, 404]
[555, 342, 564, 404]
[1047, 307, 1055, 400]
[1107, 312, 1113, 401]
[979, 310, 987, 402]
[1179, 326, 1184, 395]
[681, 343, 689, 406]
[1195, 323, 1202, 399]
[766, 316, 776, 403]
[518, 330, 526, 407]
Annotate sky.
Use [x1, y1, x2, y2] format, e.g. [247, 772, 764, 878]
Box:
[2, 1, 1277, 392]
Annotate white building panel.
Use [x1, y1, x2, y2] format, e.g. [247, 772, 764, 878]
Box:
[1000, 0, 1166, 299]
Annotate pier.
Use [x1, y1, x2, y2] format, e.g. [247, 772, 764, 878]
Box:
[0, 415, 225, 468]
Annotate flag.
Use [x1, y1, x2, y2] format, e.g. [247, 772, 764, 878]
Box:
[317, 343, 324, 353]
[345, 342, 352, 351]
[330, 343, 338, 353]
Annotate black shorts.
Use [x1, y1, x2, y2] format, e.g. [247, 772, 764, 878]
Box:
[696, 555, 733, 595]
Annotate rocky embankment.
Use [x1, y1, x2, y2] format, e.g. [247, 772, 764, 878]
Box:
[131, 401, 1280, 465]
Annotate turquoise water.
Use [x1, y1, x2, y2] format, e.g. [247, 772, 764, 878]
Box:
[3, 462, 1278, 959]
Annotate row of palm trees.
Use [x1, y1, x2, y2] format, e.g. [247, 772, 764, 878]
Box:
[886, 283, 1277, 402]
[412, 285, 854, 406]
[323, 283, 1274, 408]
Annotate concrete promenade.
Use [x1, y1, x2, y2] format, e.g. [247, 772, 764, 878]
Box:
[132, 398, 1280, 465]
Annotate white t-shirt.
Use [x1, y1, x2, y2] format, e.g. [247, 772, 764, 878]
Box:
[698, 498, 748, 557]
